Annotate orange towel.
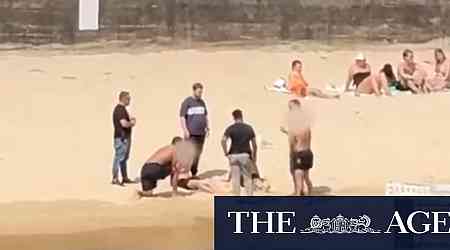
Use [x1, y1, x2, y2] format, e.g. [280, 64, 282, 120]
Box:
[288, 72, 308, 97]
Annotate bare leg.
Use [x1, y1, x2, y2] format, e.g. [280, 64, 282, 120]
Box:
[308, 88, 340, 99]
[294, 170, 305, 196]
[303, 170, 313, 196]
[290, 168, 297, 195]
[405, 79, 421, 94]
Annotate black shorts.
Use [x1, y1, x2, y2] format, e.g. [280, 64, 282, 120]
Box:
[140, 162, 171, 191]
[290, 149, 314, 171]
[177, 178, 197, 190]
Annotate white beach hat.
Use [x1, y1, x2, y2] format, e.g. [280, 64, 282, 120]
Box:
[355, 53, 366, 61]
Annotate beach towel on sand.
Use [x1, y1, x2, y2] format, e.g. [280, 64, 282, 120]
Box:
[265, 78, 291, 94]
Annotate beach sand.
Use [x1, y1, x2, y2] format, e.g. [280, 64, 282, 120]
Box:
[1, 40, 450, 249]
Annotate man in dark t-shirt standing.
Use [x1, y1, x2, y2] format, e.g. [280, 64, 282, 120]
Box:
[112, 91, 136, 185]
[221, 109, 258, 196]
[179, 83, 209, 177]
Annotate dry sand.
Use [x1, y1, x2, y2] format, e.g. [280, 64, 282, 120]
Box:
[1, 40, 450, 249]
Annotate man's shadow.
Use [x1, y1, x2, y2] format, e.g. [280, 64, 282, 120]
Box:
[197, 169, 228, 179]
[153, 190, 195, 198]
[311, 186, 333, 196]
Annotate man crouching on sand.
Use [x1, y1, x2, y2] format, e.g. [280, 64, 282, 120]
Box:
[138, 137, 220, 198]
[281, 99, 314, 196]
[138, 137, 193, 198]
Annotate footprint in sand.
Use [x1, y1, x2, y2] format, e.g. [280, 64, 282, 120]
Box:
[62, 75, 78, 80]
[29, 69, 45, 73]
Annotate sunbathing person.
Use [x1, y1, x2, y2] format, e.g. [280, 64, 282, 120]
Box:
[397, 49, 427, 94]
[345, 53, 371, 91]
[176, 172, 226, 194]
[288, 60, 340, 99]
[426, 48, 450, 92]
[356, 64, 395, 96]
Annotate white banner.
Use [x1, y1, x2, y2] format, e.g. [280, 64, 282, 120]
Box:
[79, 0, 99, 31]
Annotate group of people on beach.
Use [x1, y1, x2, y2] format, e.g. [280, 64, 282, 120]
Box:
[111, 81, 313, 197]
[110, 48, 450, 198]
[284, 48, 450, 99]
[343, 48, 450, 96]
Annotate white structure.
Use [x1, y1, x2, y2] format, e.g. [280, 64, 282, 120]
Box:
[79, 0, 99, 31]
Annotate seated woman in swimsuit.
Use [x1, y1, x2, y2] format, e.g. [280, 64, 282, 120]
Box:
[288, 60, 340, 99]
[345, 53, 371, 91]
[356, 64, 395, 96]
[426, 48, 450, 92]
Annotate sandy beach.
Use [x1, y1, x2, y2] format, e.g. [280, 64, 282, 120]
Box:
[1, 40, 450, 249]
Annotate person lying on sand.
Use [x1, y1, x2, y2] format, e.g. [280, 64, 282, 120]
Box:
[425, 48, 450, 92]
[345, 53, 371, 92]
[280, 99, 314, 196]
[288, 60, 340, 99]
[138, 137, 193, 198]
[397, 49, 428, 94]
[355, 64, 394, 97]
[175, 172, 227, 194]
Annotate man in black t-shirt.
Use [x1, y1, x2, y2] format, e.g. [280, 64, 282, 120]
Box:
[179, 83, 209, 177]
[221, 109, 258, 196]
[112, 91, 136, 185]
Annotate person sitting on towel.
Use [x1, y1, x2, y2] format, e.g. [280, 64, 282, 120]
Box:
[288, 60, 340, 99]
[345, 53, 371, 91]
[355, 64, 394, 97]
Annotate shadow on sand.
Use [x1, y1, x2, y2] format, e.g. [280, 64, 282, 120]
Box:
[197, 169, 228, 179]
[0, 216, 213, 250]
[311, 186, 333, 196]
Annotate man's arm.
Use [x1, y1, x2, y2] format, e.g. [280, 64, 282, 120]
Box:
[171, 167, 179, 196]
[180, 117, 190, 139]
[205, 115, 210, 136]
[251, 137, 258, 163]
[221, 135, 229, 156]
[120, 118, 135, 128]
[179, 99, 190, 138]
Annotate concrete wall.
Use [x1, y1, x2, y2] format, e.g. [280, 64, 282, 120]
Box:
[2, 0, 450, 45]
[0, 0, 77, 44]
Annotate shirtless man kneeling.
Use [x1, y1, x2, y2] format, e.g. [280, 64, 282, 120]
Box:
[138, 137, 193, 198]
[138, 137, 226, 197]
[281, 99, 314, 196]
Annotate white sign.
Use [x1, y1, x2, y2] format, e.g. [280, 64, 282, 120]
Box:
[79, 0, 99, 31]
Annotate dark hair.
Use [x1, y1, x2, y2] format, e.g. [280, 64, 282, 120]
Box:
[403, 49, 413, 58]
[171, 136, 182, 145]
[192, 82, 203, 91]
[381, 64, 396, 82]
[119, 91, 130, 101]
[289, 99, 301, 107]
[232, 109, 243, 120]
[435, 48, 446, 63]
[291, 60, 302, 69]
